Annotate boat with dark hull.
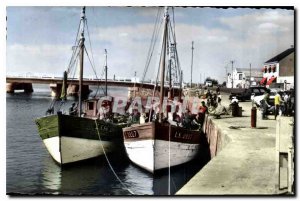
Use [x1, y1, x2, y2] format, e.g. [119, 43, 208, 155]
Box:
[36, 109, 126, 165]
[122, 7, 202, 173]
[35, 7, 127, 165]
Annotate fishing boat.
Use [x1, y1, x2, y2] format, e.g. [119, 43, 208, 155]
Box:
[35, 7, 127, 165]
[122, 7, 202, 173]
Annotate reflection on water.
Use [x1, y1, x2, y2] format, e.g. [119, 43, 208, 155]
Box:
[6, 85, 210, 195]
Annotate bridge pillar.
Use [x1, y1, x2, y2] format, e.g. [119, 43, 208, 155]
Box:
[50, 83, 62, 98]
[6, 82, 33, 93]
[67, 84, 90, 98]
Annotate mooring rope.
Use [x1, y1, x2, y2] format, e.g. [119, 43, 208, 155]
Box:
[94, 120, 135, 195]
[168, 124, 171, 195]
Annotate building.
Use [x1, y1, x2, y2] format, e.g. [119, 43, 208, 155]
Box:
[227, 68, 263, 88]
[260, 47, 294, 90]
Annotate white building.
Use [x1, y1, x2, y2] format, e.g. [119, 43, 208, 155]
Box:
[260, 47, 294, 90]
[227, 68, 262, 88]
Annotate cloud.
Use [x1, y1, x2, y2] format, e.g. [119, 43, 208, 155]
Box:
[6, 7, 294, 83]
[219, 9, 293, 35]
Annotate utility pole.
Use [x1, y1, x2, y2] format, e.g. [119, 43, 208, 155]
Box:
[225, 65, 228, 86]
[190, 41, 194, 88]
[249, 63, 252, 86]
[230, 60, 234, 88]
[134, 71, 137, 97]
[104, 49, 108, 96]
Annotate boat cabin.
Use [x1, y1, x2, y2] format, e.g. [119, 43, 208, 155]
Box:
[83, 97, 113, 118]
[83, 99, 98, 118]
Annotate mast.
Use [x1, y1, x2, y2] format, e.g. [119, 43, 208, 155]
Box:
[168, 43, 172, 99]
[104, 49, 108, 96]
[159, 7, 169, 122]
[179, 70, 183, 98]
[78, 6, 86, 117]
[190, 41, 194, 88]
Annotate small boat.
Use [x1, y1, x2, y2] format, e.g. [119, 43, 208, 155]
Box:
[35, 7, 127, 165]
[122, 7, 202, 173]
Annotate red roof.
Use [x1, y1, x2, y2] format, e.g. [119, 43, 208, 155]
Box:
[267, 77, 276, 85]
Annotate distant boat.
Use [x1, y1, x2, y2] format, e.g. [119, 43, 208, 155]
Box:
[122, 7, 202, 173]
[35, 7, 127, 165]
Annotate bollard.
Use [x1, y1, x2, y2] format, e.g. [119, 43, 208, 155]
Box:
[232, 102, 239, 117]
[251, 107, 257, 128]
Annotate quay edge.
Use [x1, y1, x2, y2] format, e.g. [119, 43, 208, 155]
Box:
[176, 93, 294, 195]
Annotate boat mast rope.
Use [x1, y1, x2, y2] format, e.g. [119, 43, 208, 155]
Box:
[94, 120, 135, 195]
[141, 7, 163, 86]
[84, 47, 106, 96]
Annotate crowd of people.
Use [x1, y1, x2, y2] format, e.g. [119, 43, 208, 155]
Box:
[65, 86, 232, 131]
[67, 85, 294, 130]
[260, 90, 294, 120]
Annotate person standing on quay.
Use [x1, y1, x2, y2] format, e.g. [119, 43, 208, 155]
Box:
[274, 91, 282, 120]
[261, 91, 270, 120]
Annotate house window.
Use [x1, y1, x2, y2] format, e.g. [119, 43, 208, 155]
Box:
[239, 74, 243, 80]
[268, 66, 272, 73]
[88, 102, 94, 110]
[272, 65, 276, 73]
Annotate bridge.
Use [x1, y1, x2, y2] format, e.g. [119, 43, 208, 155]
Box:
[6, 76, 181, 98]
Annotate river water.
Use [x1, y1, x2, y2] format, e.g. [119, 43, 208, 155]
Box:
[6, 84, 210, 195]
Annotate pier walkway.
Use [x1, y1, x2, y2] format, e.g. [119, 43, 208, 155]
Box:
[176, 93, 294, 195]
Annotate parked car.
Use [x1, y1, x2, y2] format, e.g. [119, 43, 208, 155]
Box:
[251, 89, 277, 107]
[229, 86, 269, 101]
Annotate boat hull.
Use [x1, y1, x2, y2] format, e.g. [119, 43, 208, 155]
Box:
[123, 122, 201, 173]
[35, 114, 125, 165]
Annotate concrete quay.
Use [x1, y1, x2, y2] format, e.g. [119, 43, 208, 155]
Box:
[176, 94, 294, 195]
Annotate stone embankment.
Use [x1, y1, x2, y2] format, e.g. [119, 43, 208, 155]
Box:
[176, 93, 294, 195]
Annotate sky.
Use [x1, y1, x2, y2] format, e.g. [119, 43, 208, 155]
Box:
[6, 6, 294, 83]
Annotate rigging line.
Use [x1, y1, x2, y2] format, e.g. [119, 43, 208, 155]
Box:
[67, 48, 81, 95]
[67, 50, 81, 87]
[148, 47, 163, 122]
[145, 8, 163, 78]
[144, 19, 163, 86]
[67, 44, 80, 74]
[92, 57, 108, 97]
[141, 7, 161, 83]
[94, 120, 135, 195]
[45, 98, 56, 115]
[171, 7, 177, 46]
[170, 7, 181, 78]
[92, 53, 107, 98]
[168, 26, 180, 84]
[168, 124, 171, 195]
[66, 19, 83, 74]
[68, 48, 80, 77]
[85, 19, 97, 74]
[67, 32, 82, 76]
[84, 47, 106, 95]
[141, 7, 163, 85]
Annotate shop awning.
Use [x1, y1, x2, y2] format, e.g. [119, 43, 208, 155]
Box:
[260, 77, 267, 85]
[267, 77, 277, 85]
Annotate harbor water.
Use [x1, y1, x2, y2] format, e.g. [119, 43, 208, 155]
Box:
[6, 84, 210, 195]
